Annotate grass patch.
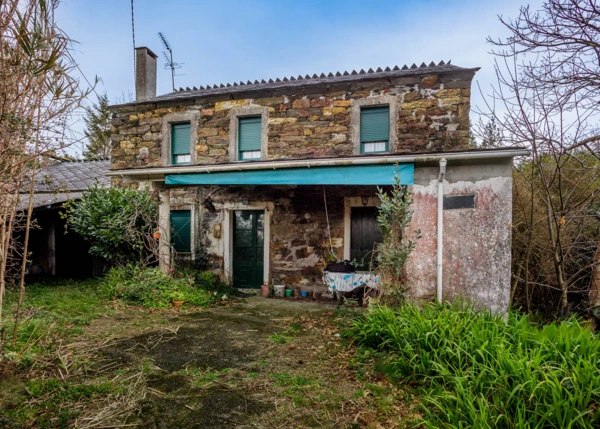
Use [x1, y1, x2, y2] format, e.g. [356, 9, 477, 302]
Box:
[1, 279, 109, 356]
[351, 303, 600, 428]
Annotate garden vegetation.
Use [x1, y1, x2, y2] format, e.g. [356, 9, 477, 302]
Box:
[101, 266, 232, 309]
[351, 303, 600, 428]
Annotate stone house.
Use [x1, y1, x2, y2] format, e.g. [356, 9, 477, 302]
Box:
[108, 47, 527, 312]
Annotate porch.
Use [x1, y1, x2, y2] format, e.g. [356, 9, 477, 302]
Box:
[156, 162, 415, 289]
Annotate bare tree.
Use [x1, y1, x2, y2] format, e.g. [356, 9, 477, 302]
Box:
[480, 0, 600, 317]
[0, 0, 90, 346]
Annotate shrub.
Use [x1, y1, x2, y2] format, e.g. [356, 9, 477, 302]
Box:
[102, 266, 219, 309]
[351, 303, 600, 428]
[375, 173, 420, 304]
[63, 185, 158, 265]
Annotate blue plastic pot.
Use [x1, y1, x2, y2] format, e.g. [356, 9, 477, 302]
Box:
[301, 291, 308, 298]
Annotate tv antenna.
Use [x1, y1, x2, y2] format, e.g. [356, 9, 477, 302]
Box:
[158, 32, 183, 92]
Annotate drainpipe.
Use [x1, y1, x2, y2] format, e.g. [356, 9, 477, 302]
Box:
[437, 158, 447, 304]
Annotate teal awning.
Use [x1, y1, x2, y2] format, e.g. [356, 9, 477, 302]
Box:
[165, 163, 414, 186]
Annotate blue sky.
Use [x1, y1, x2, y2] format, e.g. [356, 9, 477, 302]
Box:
[57, 0, 543, 153]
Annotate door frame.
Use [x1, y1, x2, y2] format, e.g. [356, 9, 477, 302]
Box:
[223, 201, 273, 285]
[343, 196, 381, 261]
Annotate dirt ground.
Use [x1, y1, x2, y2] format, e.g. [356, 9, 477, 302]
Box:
[70, 294, 404, 429]
[2, 291, 414, 428]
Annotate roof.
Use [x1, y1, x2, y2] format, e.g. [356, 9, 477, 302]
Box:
[118, 61, 478, 107]
[33, 159, 110, 193]
[19, 159, 110, 210]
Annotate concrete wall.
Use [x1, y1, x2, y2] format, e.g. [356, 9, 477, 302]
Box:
[407, 159, 513, 313]
[163, 159, 512, 312]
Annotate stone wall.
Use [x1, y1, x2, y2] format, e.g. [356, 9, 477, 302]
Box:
[172, 185, 379, 287]
[110, 70, 475, 170]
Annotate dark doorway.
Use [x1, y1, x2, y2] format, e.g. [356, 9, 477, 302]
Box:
[233, 211, 264, 288]
[350, 207, 383, 271]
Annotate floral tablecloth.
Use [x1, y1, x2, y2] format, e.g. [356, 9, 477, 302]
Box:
[322, 271, 381, 293]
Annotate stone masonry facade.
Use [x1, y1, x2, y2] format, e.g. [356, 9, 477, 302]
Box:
[110, 70, 475, 170]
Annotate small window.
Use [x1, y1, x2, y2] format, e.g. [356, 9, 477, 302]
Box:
[360, 106, 389, 154]
[238, 116, 262, 161]
[443, 194, 476, 210]
[171, 123, 191, 165]
[170, 210, 191, 252]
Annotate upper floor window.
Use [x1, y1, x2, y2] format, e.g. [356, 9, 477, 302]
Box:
[360, 106, 389, 154]
[171, 122, 191, 164]
[170, 210, 191, 252]
[238, 116, 262, 161]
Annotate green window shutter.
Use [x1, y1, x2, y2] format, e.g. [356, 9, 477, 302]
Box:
[360, 106, 389, 147]
[171, 123, 191, 164]
[238, 116, 262, 157]
[170, 210, 191, 252]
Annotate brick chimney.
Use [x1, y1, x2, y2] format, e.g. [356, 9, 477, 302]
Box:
[135, 47, 158, 102]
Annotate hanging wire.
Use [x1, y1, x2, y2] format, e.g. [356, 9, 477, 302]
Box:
[322, 186, 335, 256]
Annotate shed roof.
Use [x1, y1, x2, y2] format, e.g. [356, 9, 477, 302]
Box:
[19, 159, 110, 210]
[33, 159, 110, 193]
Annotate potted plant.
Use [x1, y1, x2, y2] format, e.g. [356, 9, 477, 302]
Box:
[171, 290, 185, 307]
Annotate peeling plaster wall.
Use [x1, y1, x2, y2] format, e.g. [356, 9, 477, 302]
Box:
[407, 159, 513, 313]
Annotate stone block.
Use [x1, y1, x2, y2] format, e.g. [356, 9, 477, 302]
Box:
[269, 117, 298, 125]
[197, 127, 219, 137]
[214, 99, 250, 111]
[254, 96, 285, 106]
[332, 100, 351, 107]
[323, 107, 347, 116]
[421, 75, 439, 88]
[402, 98, 439, 110]
[292, 98, 310, 109]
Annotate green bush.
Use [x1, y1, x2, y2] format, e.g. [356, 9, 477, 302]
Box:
[351, 303, 600, 428]
[63, 185, 158, 265]
[102, 266, 219, 309]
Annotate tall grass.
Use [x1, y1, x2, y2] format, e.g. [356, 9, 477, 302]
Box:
[351, 303, 600, 428]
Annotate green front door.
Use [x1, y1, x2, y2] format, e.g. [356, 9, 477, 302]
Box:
[233, 211, 264, 288]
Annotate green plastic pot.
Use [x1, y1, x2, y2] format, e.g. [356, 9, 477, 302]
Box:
[285, 289, 293, 297]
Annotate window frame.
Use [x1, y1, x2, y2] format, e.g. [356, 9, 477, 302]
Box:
[229, 106, 268, 162]
[351, 95, 398, 155]
[161, 111, 199, 166]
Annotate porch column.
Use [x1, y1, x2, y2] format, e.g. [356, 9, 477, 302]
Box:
[158, 185, 171, 274]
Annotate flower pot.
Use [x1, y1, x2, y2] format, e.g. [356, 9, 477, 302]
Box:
[273, 285, 286, 298]
[285, 289, 293, 298]
[261, 285, 270, 298]
[301, 291, 308, 298]
[172, 300, 184, 308]
[293, 288, 301, 297]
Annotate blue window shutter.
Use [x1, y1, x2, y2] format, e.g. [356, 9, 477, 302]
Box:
[170, 210, 191, 252]
[360, 106, 389, 148]
[171, 123, 191, 164]
[238, 117, 262, 156]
